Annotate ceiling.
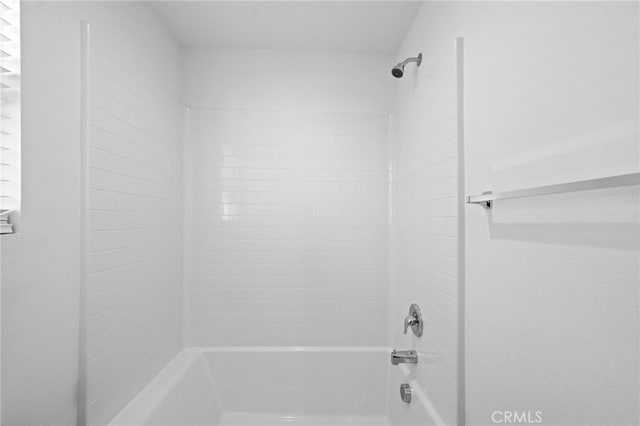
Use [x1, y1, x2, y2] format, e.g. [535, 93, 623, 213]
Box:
[149, 1, 423, 53]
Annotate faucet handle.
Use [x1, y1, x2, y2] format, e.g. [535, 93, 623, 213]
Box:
[403, 314, 418, 334]
[403, 303, 424, 337]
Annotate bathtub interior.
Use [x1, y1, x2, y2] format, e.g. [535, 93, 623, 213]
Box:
[110, 348, 437, 426]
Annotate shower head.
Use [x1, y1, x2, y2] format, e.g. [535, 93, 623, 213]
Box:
[391, 53, 422, 78]
[391, 66, 404, 78]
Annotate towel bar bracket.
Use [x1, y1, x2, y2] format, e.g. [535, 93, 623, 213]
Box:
[467, 191, 492, 209]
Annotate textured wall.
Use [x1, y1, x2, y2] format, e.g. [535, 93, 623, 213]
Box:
[2, 3, 83, 424]
[462, 3, 639, 424]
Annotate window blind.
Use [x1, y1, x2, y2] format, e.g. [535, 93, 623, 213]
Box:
[0, 0, 20, 234]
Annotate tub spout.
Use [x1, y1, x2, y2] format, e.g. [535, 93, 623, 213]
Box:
[391, 349, 418, 365]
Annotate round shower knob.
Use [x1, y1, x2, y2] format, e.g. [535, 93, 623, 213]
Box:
[400, 383, 412, 403]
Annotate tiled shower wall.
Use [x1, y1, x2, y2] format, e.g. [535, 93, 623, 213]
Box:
[85, 4, 183, 425]
[186, 109, 390, 346]
[390, 42, 460, 424]
[182, 48, 394, 347]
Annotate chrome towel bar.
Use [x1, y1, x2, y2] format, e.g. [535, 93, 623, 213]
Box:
[467, 172, 640, 209]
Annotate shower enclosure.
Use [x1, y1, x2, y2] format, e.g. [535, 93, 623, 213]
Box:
[75, 2, 466, 421]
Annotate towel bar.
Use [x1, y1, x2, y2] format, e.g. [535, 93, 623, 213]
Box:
[466, 173, 640, 209]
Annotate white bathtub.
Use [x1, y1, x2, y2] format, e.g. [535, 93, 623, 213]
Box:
[110, 347, 444, 426]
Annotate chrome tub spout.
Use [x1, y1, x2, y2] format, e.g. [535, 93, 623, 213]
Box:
[391, 349, 418, 365]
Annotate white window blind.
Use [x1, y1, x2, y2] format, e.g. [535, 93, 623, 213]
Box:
[0, 0, 20, 234]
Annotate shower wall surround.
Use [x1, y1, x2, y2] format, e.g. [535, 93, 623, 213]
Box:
[186, 110, 389, 345]
[85, 6, 183, 425]
[182, 48, 394, 346]
[390, 37, 462, 426]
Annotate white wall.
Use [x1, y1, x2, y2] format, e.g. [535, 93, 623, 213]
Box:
[183, 48, 394, 346]
[2, 3, 83, 424]
[2, 2, 183, 425]
[395, 2, 639, 425]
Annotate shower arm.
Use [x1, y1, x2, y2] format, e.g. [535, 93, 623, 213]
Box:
[398, 55, 422, 68]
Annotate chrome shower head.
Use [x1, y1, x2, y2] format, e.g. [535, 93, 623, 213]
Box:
[391, 53, 422, 79]
[391, 66, 404, 78]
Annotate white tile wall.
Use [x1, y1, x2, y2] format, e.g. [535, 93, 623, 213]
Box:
[186, 109, 390, 346]
[390, 44, 460, 425]
[84, 7, 183, 425]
